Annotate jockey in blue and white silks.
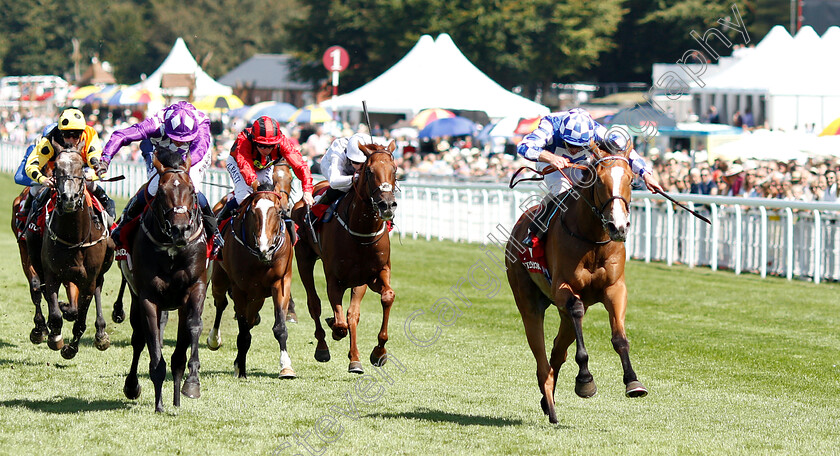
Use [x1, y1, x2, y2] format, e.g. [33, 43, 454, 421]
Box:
[516, 108, 663, 245]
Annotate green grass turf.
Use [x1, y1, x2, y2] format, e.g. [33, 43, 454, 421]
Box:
[0, 172, 839, 455]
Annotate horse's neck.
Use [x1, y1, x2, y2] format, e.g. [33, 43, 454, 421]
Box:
[345, 191, 383, 233]
[565, 188, 608, 243]
[52, 206, 92, 242]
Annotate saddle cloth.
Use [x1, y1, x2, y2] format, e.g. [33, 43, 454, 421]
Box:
[519, 231, 552, 285]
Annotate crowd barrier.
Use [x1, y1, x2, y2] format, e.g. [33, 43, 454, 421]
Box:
[4, 141, 840, 283]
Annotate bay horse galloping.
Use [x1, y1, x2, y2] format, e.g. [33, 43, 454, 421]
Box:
[12, 186, 47, 344]
[25, 148, 114, 359]
[207, 162, 297, 378]
[291, 141, 398, 374]
[120, 151, 207, 413]
[506, 144, 647, 424]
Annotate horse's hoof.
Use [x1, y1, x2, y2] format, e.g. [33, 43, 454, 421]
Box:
[279, 367, 297, 379]
[252, 313, 261, 327]
[371, 350, 388, 367]
[540, 397, 550, 415]
[331, 326, 348, 341]
[59, 302, 76, 321]
[314, 349, 331, 362]
[325, 317, 335, 328]
[181, 381, 200, 399]
[234, 361, 245, 378]
[286, 313, 297, 324]
[60, 344, 78, 360]
[124, 377, 141, 400]
[47, 335, 64, 351]
[94, 333, 110, 351]
[206, 330, 222, 351]
[29, 327, 45, 344]
[575, 380, 597, 398]
[112, 308, 125, 324]
[348, 361, 364, 374]
[625, 380, 648, 398]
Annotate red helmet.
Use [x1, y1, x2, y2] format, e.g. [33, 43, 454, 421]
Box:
[251, 116, 283, 145]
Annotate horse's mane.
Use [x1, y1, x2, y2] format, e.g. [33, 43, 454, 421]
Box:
[256, 182, 274, 192]
[156, 147, 186, 169]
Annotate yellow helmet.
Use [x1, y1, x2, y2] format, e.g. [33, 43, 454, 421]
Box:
[58, 109, 86, 131]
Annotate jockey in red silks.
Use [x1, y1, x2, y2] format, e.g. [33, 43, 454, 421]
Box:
[310, 133, 368, 221]
[215, 116, 314, 222]
[99, 101, 223, 257]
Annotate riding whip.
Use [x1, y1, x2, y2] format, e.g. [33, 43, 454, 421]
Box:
[362, 100, 373, 142]
[653, 189, 711, 225]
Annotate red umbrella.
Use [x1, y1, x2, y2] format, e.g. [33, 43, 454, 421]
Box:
[411, 108, 455, 129]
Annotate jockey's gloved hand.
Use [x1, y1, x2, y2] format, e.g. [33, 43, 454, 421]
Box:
[96, 162, 108, 178]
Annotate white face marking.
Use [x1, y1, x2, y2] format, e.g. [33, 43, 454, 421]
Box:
[610, 166, 629, 227]
[255, 198, 275, 252]
[173, 180, 180, 187]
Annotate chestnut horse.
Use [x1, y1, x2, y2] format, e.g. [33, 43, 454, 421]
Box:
[207, 162, 297, 378]
[120, 151, 207, 413]
[24, 149, 114, 359]
[291, 141, 398, 374]
[506, 144, 647, 424]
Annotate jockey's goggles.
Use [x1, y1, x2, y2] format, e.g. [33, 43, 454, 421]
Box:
[62, 130, 83, 139]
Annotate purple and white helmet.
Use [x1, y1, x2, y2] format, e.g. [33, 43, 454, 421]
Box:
[558, 108, 595, 147]
[163, 101, 200, 142]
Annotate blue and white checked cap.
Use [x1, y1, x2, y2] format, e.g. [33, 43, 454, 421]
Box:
[558, 108, 595, 146]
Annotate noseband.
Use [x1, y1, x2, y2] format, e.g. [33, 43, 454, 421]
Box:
[54, 174, 86, 214]
[233, 191, 290, 261]
[143, 168, 202, 249]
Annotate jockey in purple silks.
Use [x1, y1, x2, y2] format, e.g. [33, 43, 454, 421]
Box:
[99, 101, 223, 257]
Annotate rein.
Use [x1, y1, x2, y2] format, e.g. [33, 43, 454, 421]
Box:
[232, 191, 289, 260]
[342, 150, 395, 243]
[142, 168, 203, 251]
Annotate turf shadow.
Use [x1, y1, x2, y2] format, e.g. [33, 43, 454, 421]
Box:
[0, 338, 16, 349]
[368, 408, 524, 427]
[0, 397, 129, 413]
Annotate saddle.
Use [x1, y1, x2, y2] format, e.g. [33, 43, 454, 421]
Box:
[309, 187, 341, 224]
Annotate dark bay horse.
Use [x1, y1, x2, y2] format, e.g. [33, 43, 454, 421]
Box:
[291, 140, 398, 374]
[207, 163, 297, 378]
[24, 149, 114, 359]
[119, 151, 207, 413]
[12, 186, 47, 344]
[506, 144, 647, 424]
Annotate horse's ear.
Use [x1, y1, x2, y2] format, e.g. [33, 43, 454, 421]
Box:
[182, 152, 192, 171]
[359, 143, 373, 157]
[386, 140, 396, 154]
[153, 155, 165, 174]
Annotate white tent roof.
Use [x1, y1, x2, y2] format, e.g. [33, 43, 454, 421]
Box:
[130, 37, 232, 99]
[328, 34, 548, 119]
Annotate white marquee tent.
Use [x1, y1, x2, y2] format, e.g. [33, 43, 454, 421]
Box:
[130, 37, 232, 102]
[328, 34, 548, 119]
[691, 25, 840, 131]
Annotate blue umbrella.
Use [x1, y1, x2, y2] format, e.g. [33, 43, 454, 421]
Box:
[418, 116, 477, 139]
[248, 102, 298, 122]
[227, 106, 251, 119]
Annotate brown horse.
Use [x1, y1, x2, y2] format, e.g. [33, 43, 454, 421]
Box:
[506, 144, 647, 424]
[291, 141, 398, 374]
[207, 163, 297, 378]
[24, 149, 114, 359]
[11, 186, 47, 344]
[120, 151, 207, 413]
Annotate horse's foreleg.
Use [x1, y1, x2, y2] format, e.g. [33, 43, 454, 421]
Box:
[93, 284, 110, 351]
[518, 305, 555, 423]
[565, 296, 596, 399]
[61, 283, 79, 322]
[346, 285, 367, 374]
[325, 279, 348, 341]
[296, 254, 329, 361]
[28, 271, 47, 344]
[111, 275, 126, 323]
[124, 294, 144, 400]
[368, 269, 395, 367]
[43, 277, 64, 351]
[234, 313, 253, 379]
[61, 294, 92, 360]
[273, 276, 295, 379]
[603, 282, 647, 398]
[181, 283, 205, 400]
[207, 265, 231, 350]
[141, 299, 166, 413]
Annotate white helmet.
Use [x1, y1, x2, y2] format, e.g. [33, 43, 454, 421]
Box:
[346, 133, 368, 163]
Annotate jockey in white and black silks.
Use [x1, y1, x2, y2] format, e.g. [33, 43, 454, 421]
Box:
[516, 108, 663, 246]
[310, 133, 368, 221]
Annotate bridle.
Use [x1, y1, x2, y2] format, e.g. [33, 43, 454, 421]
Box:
[353, 150, 398, 214]
[232, 191, 289, 262]
[142, 168, 202, 250]
[559, 155, 631, 245]
[53, 173, 86, 214]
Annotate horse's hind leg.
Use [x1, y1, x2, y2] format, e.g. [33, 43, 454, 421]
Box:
[93, 283, 110, 351]
[273, 276, 295, 379]
[296, 252, 329, 362]
[565, 296, 596, 399]
[549, 310, 576, 396]
[207, 265, 231, 350]
[61, 292, 92, 360]
[325, 279, 348, 341]
[43, 277, 64, 351]
[603, 282, 647, 398]
[508, 265, 557, 423]
[346, 285, 367, 374]
[124, 294, 144, 400]
[368, 268, 395, 367]
[21, 244, 47, 344]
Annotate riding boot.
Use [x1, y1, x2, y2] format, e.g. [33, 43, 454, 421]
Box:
[199, 193, 223, 259]
[111, 189, 148, 246]
[215, 197, 239, 224]
[23, 187, 50, 236]
[91, 184, 116, 219]
[316, 187, 346, 223]
[523, 195, 560, 247]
